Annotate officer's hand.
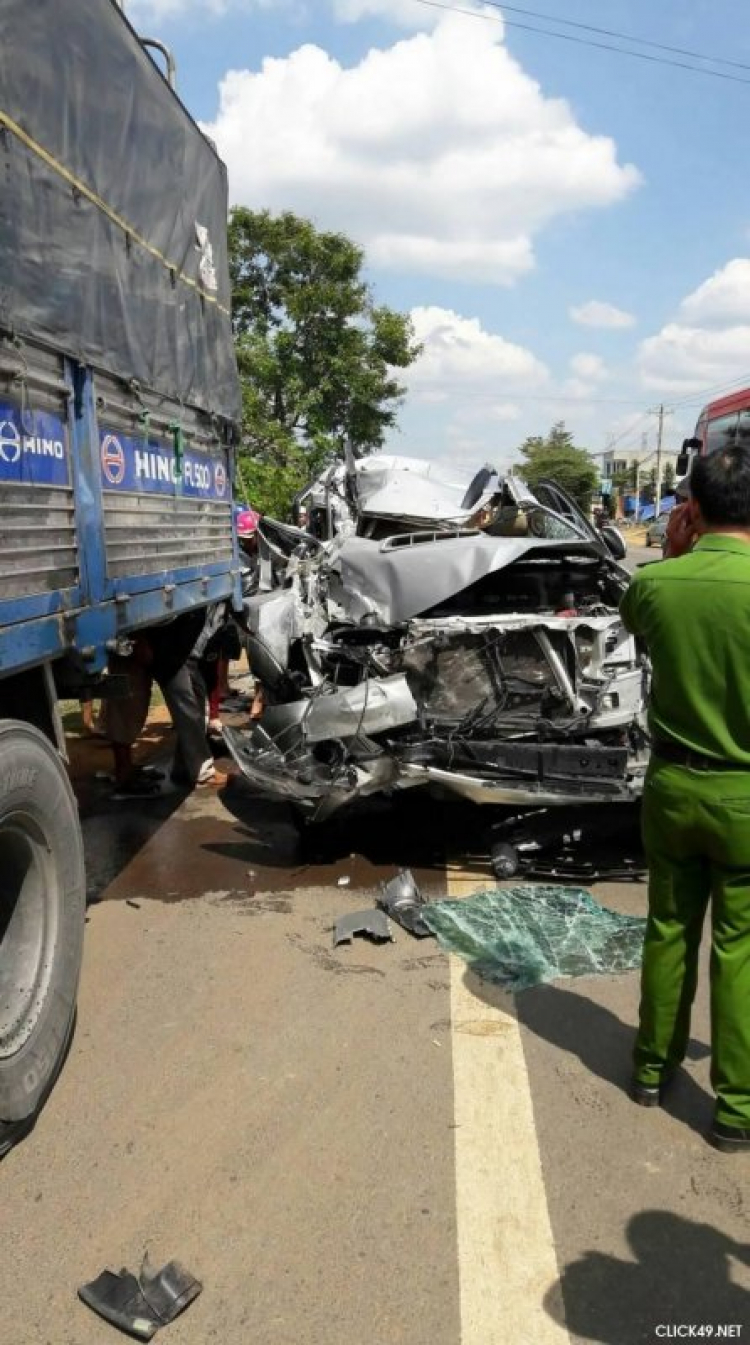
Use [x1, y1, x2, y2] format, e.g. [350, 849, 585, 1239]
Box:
[664, 503, 696, 558]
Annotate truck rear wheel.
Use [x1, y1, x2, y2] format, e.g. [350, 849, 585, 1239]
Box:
[0, 721, 85, 1156]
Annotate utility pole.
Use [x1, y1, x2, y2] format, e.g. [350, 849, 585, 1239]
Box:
[649, 404, 673, 514]
[655, 404, 665, 515]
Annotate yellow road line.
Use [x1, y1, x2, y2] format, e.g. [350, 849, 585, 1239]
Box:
[447, 872, 570, 1344]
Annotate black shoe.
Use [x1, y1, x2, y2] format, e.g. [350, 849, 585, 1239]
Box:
[631, 1078, 662, 1107]
[631, 1071, 676, 1107]
[709, 1120, 750, 1153]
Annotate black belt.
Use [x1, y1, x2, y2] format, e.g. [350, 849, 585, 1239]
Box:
[652, 740, 750, 773]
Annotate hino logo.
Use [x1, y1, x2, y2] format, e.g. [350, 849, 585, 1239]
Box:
[0, 419, 65, 464]
[0, 420, 20, 463]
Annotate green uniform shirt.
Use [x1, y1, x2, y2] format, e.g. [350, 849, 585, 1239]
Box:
[620, 534, 750, 764]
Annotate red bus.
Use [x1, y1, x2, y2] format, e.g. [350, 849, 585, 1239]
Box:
[680, 386, 750, 471]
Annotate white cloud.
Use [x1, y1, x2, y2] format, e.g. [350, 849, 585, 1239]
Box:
[391, 306, 543, 467]
[638, 258, 750, 392]
[569, 352, 607, 381]
[126, 0, 272, 17]
[677, 258, 750, 329]
[128, 0, 232, 15]
[406, 305, 547, 397]
[205, 14, 639, 284]
[569, 300, 636, 329]
[331, 0, 479, 27]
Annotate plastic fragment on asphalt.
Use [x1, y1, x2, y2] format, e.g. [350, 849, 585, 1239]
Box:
[333, 909, 393, 946]
[78, 1256, 202, 1339]
[378, 868, 433, 938]
[421, 885, 646, 991]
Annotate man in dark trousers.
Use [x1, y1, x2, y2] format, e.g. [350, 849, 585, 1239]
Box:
[620, 443, 750, 1153]
[148, 607, 227, 789]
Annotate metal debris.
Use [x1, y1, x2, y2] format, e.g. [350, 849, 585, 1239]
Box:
[378, 869, 433, 939]
[488, 804, 645, 883]
[332, 909, 392, 947]
[78, 1255, 202, 1340]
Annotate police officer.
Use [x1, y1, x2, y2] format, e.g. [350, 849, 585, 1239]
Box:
[620, 443, 750, 1153]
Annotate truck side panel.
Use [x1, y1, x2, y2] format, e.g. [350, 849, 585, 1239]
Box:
[0, 339, 239, 677]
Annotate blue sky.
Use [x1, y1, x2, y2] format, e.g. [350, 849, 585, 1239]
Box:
[128, 0, 750, 474]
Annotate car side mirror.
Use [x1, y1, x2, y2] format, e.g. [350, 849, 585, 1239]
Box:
[677, 437, 702, 476]
[600, 525, 627, 562]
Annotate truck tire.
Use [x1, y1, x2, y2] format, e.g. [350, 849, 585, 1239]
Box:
[0, 721, 85, 1155]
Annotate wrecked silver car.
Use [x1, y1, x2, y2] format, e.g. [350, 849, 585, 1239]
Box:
[225, 459, 648, 819]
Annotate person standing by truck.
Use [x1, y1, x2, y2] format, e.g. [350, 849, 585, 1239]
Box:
[103, 636, 159, 799]
[620, 444, 750, 1152]
[148, 608, 228, 789]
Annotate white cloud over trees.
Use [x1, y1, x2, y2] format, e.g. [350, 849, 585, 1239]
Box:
[205, 13, 640, 284]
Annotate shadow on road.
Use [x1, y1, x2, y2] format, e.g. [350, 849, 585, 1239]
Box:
[545, 1209, 750, 1343]
[516, 983, 712, 1138]
[211, 789, 495, 874]
[462, 975, 712, 1138]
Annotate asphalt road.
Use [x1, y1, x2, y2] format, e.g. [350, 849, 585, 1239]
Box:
[625, 541, 660, 571]
[2, 724, 749, 1342]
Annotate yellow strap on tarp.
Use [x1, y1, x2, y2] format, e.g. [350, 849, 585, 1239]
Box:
[0, 109, 230, 317]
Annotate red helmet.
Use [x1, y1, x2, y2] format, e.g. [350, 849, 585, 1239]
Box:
[236, 508, 260, 537]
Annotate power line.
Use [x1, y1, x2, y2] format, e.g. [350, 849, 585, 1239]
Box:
[668, 371, 750, 409]
[411, 0, 750, 87]
[488, 1, 750, 75]
[602, 411, 653, 451]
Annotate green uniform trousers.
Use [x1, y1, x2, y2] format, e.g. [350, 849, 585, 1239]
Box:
[636, 759, 750, 1128]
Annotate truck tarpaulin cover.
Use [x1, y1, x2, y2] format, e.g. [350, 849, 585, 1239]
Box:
[0, 0, 241, 426]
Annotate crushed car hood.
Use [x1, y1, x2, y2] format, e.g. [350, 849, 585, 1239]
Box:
[350, 455, 497, 525]
[327, 532, 610, 625]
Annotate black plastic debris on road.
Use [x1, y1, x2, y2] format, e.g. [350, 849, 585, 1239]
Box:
[78, 1256, 202, 1340]
[333, 909, 393, 947]
[378, 869, 433, 938]
[422, 885, 646, 992]
[488, 804, 645, 884]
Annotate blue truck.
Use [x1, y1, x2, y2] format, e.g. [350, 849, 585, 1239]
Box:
[0, 0, 241, 1150]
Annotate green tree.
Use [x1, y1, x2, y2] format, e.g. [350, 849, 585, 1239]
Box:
[517, 422, 599, 508]
[639, 467, 657, 506]
[228, 208, 421, 515]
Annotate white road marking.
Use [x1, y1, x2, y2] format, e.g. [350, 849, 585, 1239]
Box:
[448, 874, 570, 1344]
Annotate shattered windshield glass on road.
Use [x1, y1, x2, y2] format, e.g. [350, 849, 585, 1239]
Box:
[422, 885, 647, 992]
[225, 457, 648, 819]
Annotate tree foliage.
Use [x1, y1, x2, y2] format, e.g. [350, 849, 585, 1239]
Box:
[517, 422, 598, 507]
[228, 208, 420, 515]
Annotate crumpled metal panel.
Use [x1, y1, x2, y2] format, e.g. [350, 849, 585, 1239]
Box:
[353, 454, 496, 524]
[244, 589, 299, 669]
[304, 674, 418, 742]
[422, 885, 646, 991]
[328, 533, 601, 625]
